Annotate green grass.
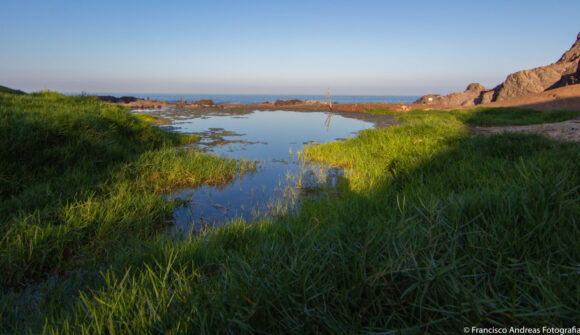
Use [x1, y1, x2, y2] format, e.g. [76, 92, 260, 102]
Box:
[365, 107, 397, 116]
[377, 106, 580, 126]
[133, 112, 173, 125]
[0, 91, 253, 293]
[2, 96, 579, 333]
[0, 84, 26, 95]
[460, 107, 580, 126]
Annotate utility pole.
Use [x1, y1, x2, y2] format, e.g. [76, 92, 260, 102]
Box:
[326, 88, 333, 111]
[324, 88, 333, 130]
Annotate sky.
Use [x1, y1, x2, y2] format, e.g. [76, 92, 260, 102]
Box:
[1, 0, 579, 95]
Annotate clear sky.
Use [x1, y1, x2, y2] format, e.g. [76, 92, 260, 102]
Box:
[1, 0, 579, 95]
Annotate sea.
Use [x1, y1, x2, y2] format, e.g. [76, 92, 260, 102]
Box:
[82, 93, 420, 105]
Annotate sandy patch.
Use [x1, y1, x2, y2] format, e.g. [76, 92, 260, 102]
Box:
[473, 117, 580, 142]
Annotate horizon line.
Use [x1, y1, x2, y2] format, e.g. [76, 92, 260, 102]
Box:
[62, 91, 423, 97]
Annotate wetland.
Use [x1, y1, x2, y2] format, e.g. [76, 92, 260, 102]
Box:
[137, 108, 397, 233]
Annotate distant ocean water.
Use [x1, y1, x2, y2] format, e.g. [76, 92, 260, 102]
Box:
[85, 93, 420, 105]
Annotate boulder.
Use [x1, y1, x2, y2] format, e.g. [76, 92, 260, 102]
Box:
[549, 63, 580, 88]
[96, 95, 118, 103]
[190, 99, 216, 107]
[414, 94, 444, 105]
[96, 95, 138, 103]
[415, 83, 487, 106]
[478, 90, 496, 104]
[119, 96, 138, 103]
[466, 83, 486, 92]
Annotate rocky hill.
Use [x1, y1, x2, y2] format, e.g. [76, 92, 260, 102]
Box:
[415, 32, 580, 107]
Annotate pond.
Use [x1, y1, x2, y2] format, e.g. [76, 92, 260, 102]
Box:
[136, 108, 396, 234]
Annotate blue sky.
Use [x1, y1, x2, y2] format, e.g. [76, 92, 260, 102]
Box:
[1, 0, 579, 95]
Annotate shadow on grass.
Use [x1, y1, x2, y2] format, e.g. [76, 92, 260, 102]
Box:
[19, 131, 578, 333]
[459, 106, 580, 127]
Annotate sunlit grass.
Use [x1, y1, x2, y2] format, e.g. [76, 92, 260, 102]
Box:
[133, 112, 173, 125]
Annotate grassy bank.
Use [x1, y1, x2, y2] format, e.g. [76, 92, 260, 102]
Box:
[1, 95, 579, 333]
[0, 91, 255, 330]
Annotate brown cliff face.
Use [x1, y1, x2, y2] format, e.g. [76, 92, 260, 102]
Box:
[493, 33, 580, 101]
[415, 32, 580, 106]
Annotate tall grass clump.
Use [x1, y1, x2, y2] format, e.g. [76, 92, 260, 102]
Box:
[2, 92, 579, 334]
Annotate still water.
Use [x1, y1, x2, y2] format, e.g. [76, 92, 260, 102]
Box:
[139, 108, 395, 233]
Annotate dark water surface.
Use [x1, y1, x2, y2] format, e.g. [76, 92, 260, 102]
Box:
[137, 108, 396, 233]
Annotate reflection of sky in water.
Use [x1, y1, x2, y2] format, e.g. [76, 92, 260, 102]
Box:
[172, 110, 373, 161]
[147, 109, 392, 234]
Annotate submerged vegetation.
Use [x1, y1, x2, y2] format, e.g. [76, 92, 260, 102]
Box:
[1, 90, 579, 333]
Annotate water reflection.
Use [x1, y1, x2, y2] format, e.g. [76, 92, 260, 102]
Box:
[136, 108, 396, 233]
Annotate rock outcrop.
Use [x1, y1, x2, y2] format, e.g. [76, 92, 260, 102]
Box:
[97, 95, 139, 103]
[415, 83, 492, 107]
[274, 99, 303, 106]
[415, 32, 580, 106]
[189, 99, 216, 107]
[96, 96, 217, 108]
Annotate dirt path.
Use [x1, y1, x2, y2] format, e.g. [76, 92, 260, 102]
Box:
[472, 117, 580, 142]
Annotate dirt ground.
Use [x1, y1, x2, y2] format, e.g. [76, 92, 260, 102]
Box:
[472, 118, 580, 142]
[470, 85, 580, 142]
